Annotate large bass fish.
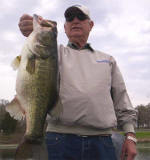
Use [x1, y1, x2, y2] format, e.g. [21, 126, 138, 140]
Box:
[6, 14, 58, 159]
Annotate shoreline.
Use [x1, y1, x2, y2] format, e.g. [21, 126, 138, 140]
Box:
[0, 138, 150, 150]
[1, 131, 150, 144]
[0, 144, 18, 150]
[137, 138, 150, 143]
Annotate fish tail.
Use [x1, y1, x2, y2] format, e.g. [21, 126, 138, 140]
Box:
[15, 137, 48, 160]
[15, 139, 33, 160]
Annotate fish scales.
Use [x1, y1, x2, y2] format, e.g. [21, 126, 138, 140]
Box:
[20, 57, 57, 139]
[6, 14, 58, 159]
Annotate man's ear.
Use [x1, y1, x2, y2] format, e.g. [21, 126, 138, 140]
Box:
[89, 20, 94, 31]
[64, 23, 67, 33]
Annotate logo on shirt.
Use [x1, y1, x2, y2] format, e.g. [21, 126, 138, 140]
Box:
[96, 60, 110, 63]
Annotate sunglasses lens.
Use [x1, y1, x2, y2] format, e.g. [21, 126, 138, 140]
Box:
[66, 15, 74, 22]
[66, 12, 76, 22]
[66, 13, 88, 22]
[77, 13, 87, 21]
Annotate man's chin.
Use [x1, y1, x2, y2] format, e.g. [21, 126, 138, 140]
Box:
[70, 32, 83, 37]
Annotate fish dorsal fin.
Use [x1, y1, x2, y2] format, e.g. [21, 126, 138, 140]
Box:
[11, 56, 21, 70]
[5, 97, 25, 121]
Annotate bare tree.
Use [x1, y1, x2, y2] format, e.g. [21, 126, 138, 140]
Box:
[136, 103, 150, 128]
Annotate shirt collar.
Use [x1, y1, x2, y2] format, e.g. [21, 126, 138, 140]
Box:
[67, 42, 94, 52]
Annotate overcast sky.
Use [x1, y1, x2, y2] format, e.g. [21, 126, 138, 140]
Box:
[0, 0, 150, 107]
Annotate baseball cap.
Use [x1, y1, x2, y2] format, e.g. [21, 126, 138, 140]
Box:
[64, 4, 90, 19]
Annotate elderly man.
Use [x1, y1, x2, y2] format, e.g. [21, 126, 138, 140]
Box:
[18, 4, 137, 160]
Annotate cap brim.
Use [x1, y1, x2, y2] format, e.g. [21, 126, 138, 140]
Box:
[64, 7, 87, 18]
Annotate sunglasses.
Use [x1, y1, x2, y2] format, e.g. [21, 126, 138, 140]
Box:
[65, 13, 89, 22]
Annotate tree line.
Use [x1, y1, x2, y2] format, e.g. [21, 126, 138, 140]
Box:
[136, 103, 150, 128]
[0, 99, 150, 134]
[0, 99, 18, 134]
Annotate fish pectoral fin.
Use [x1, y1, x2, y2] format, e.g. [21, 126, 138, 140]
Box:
[26, 58, 35, 74]
[5, 97, 25, 121]
[11, 55, 21, 70]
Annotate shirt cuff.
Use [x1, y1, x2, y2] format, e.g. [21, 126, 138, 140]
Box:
[122, 123, 135, 133]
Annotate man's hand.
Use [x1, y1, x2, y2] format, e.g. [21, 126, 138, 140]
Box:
[18, 14, 34, 37]
[18, 14, 52, 37]
[121, 133, 137, 160]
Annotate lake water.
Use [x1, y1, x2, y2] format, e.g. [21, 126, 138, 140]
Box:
[135, 143, 150, 160]
[136, 148, 150, 160]
[0, 149, 15, 160]
[0, 143, 150, 160]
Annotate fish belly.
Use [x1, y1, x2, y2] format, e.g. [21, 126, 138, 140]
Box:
[16, 57, 57, 141]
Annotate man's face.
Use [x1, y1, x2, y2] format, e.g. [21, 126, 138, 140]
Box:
[64, 11, 94, 43]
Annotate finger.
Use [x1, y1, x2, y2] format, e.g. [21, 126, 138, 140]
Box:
[127, 155, 134, 160]
[18, 14, 33, 37]
[19, 20, 33, 28]
[121, 144, 126, 160]
[121, 151, 126, 160]
[19, 25, 33, 33]
[126, 151, 137, 160]
[20, 14, 33, 21]
[18, 21, 33, 36]
[22, 30, 33, 37]
[121, 150, 126, 160]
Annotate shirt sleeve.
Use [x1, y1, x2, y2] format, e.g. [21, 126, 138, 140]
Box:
[110, 56, 137, 133]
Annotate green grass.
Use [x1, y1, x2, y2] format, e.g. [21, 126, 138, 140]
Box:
[136, 131, 150, 139]
[118, 129, 150, 140]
